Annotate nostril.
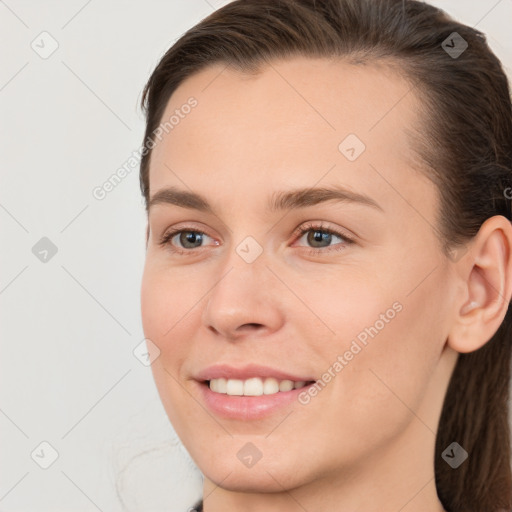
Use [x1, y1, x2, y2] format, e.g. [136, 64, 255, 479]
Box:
[241, 323, 263, 330]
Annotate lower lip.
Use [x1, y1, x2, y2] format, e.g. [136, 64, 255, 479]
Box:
[196, 381, 315, 420]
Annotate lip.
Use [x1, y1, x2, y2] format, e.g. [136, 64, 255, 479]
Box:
[194, 363, 316, 382]
[194, 380, 317, 420]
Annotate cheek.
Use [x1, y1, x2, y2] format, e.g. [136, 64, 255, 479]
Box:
[140, 261, 200, 417]
[140, 269, 169, 353]
[306, 252, 445, 379]
[297, 269, 440, 435]
[140, 261, 202, 351]
[295, 268, 402, 364]
[141, 263, 199, 434]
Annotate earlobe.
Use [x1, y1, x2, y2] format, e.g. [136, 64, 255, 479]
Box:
[448, 215, 512, 354]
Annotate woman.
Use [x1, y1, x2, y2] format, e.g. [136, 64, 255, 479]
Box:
[138, 0, 512, 510]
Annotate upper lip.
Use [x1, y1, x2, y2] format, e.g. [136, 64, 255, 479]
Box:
[194, 363, 316, 382]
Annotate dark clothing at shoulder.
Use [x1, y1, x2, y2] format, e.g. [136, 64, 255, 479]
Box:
[191, 499, 203, 511]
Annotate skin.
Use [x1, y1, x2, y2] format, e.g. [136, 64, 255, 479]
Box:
[140, 57, 512, 512]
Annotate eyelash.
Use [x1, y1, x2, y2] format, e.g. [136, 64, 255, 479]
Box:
[158, 221, 355, 256]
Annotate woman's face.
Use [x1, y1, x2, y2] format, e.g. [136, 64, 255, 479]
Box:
[141, 57, 458, 497]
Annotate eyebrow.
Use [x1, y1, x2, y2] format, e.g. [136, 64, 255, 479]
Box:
[148, 185, 383, 213]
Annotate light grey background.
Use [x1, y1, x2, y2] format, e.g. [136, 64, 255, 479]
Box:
[1, 1, 511, 511]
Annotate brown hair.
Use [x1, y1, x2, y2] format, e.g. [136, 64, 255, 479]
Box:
[138, 1, 512, 510]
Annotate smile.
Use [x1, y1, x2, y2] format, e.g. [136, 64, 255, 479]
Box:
[208, 377, 315, 396]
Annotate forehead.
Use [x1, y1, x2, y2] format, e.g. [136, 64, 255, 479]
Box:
[148, 56, 433, 216]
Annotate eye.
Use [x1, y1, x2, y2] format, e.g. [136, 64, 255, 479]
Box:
[158, 221, 355, 256]
[292, 221, 355, 254]
[158, 228, 217, 254]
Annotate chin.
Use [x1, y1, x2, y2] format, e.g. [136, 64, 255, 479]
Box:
[192, 444, 311, 493]
[203, 464, 306, 494]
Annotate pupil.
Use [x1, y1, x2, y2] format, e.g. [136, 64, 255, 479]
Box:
[181, 232, 202, 248]
[309, 230, 330, 247]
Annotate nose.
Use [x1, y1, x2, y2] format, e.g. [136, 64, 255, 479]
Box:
[201, 256, 284, 342]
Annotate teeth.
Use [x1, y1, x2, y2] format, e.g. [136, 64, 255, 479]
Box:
[263, 377, 279, 395]
[226, 379, 244, 395]
[244, 377, 263, 396]
[208, 377, 311, 396]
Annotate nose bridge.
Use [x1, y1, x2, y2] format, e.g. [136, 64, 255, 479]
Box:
[209, 235, 268, 307]
[201, 236, 282, 338]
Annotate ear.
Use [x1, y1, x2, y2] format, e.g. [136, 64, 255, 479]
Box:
[448, 215, 512, 354]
